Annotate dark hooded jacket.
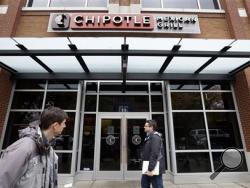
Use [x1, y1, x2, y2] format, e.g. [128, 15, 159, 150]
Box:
[0, 121, 58, 188]
[142, 131, 166, 174]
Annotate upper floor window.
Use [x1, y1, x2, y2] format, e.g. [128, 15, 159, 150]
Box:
[142, 0, 221, 9]
[27, 0, 108, 7]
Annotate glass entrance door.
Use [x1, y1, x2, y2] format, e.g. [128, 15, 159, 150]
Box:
[95, 114, 149, 179]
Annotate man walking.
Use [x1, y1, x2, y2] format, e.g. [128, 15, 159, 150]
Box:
[0, 106, 68, 188]
[141, 120, 165, 188]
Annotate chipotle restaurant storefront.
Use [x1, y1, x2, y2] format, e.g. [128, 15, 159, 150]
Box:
[0, 11, 250, 185]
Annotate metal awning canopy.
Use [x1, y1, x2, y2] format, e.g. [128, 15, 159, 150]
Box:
[0, 37, 250, 82]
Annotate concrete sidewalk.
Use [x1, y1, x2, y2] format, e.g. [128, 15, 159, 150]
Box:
[59, 181, 250, 188]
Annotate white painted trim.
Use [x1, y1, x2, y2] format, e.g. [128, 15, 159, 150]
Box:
[22, 7, 108, 11]
[141, 8, 225, 13]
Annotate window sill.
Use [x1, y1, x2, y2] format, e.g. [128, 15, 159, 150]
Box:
[22, 7, 108, 11]
[141, 8, 225, 14]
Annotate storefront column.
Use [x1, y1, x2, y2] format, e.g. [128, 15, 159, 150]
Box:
[233, 67, 250, 169]
[0, 69, 12, 139]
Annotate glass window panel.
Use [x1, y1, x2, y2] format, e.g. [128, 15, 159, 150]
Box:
[127, 118, 146, 171]
[201, 81, 231, 90]
[69, 37, 123, 50]
[179, 39, 233, 51]
[150, 82, 162, 93]
[81, 114, 96, 171]
[38, 56, 84, 73]
[11, 92, 44, 109]
[100, 119, 120, 170]
[47, 80, 78, 90]
[27, 0, 48, 7]
[16, 80, 46, 89]
[87, 0, 107, 7]
[84, 56, 121, 73]
[173, 113, 208, 150]
[99, 95, 149, 112]
[171, 92, 202, 110]
[152, 114, 167, 170]
[14, 37, 70, 50]
[201, 58, 250, 74]
[163, 0, 199, 9]
[151, 96, 163, 112]
[86, 82, 98, 93]
[50, 0, 84, 7]
[128, 57, 165, 73]
[206, 112, 243, 149]
[142, 0, 161, 8]
[45, 92, 77, 110]
[165, 57, 210, 73]
[199, 0, 220, 9]
[3, 111, 41, 149]
[126, 82, 149, 93]
[57, 153, 72, 174]
[0, 56, 47, 73]
[54, 112, 75, 150]
[100, 82, 122, 93]
[84, 95, 97, 112]
[212, 152, 248, 172]
[176, 153, 211, 173]
[170, 81, 200, 90]
[203, 92, 235, 110]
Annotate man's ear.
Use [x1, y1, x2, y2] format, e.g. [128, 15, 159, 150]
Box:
[51, 122, 59, 129]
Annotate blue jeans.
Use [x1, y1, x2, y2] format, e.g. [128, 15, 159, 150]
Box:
[141, 174, 164, 188]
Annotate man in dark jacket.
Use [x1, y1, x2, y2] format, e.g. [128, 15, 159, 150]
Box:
[141, 120, 165, 188]
[0, 106, 68, 188]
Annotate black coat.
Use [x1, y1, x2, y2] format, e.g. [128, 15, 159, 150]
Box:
[142, 131, 166, 174]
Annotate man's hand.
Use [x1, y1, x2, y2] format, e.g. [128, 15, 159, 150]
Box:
[145, 171, 154, 176]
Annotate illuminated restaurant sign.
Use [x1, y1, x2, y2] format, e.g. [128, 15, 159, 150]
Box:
[48, 13, 200, 34]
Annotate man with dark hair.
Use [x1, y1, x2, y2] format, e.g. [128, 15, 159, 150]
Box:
[141, 120, 165, 188]
[0, 106, 68, 188]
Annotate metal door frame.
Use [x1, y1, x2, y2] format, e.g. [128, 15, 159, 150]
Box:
[94, 113, 150, 180]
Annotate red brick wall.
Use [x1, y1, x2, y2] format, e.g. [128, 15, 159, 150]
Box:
[0, 69, 12, 137]
[0, 0, 26, 36]
[221, 0, 246, 38]
[233, 68, 250, 151]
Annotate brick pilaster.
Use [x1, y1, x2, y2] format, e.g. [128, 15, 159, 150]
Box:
[221, 0, 246, 39]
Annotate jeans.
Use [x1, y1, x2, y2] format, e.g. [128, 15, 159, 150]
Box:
[141, 174, 164, 188]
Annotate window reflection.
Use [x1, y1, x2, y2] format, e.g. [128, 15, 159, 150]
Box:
[11, 92, 44, 109]
[99, 95, 149, 112]
[200, 0, 220, 9]
[207, 112, 243, 149]
[45, 92, 77, 110]
[204, 92, 235, 110]
[151, 95, 163, 112]
[81, 114, 96, 171]
[84, 95, 97, 112]
[170, 81, 200, 90]
[201, 81, 230, 90]
[57, 153, 72, 174]
[142, 0, 161, 8]
[173, 113, 208, 150]
[16, 80, 46, 89]
[171, 92, 202, 110]
[176, 153, 211, 173]
[50, 0, 85, 7]
[163, 0, 199, 9]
